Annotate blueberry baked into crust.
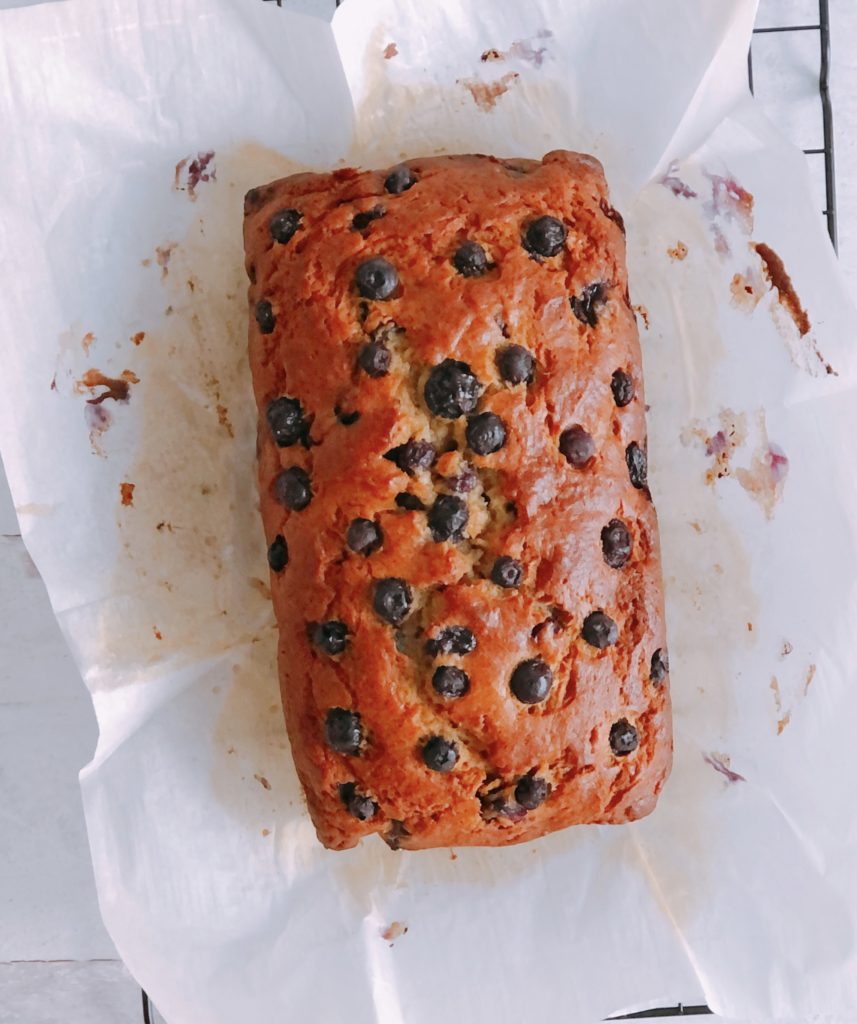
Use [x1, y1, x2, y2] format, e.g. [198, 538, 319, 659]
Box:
[244, 150, 671, 851]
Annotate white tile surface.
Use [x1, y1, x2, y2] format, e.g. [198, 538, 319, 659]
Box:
[2, 0, 857, 1021]
[0, 961, 141, 1024]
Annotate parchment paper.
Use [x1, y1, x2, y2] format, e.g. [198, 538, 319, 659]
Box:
[1, 0, 856, 1020]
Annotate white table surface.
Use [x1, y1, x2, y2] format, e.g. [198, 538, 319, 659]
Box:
[1, 0, 856, 1021]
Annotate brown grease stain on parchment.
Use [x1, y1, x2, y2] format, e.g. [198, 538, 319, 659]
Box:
[617, 179, 764, 927]
[209, 639, 303, 833]
[681, 408, 789, 519]
[97, 144, 306, 692]
[346, 24, 570, 168]
[458, 72, 521, 112]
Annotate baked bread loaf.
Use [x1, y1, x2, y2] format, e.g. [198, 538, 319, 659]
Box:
[243, 150, 671, 851]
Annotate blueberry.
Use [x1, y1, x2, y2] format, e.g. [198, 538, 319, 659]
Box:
[601, 519, 632, 569]
[339, 782, 378, 820]
[384, 439, 436, 474]
[570, 283, 607, 327]
[274, 467, 312, 510]
[266, 396, 307, 448]
[524, 215, 567, 257]
[650, 648, 669, 685]
[427, 494, 468, 542]
[395, 492, 425, 511]
[424, 359, 482, 419]
[425, 626, 476, 657]
[432, 665, 470, 699]
[324, 708, 362, 754]
[514, 775, 550, 810]
[355, 257, 398, 300]
[347, 518, 382, 556]
[496, 344, 535, 385]
[312, 620, 349, 656]
[385, 165, 417, 194]
[609, 718, 639, 756]
[481, 792, 526, 821]
[510, 659, 553, 704]
[336, 408, 361, 426]
[373, 577, 413, 625]
[611, 369, 635, 407]
[582, 611, 618, 649]
[267, 534, 288, 572]
[466, 412, 506, 455]
[491, 556, 523, 588]
[453, 241, 489, 277]
[447, 465, 478, 493]
[352, 204, 385, 231]
[422, 736, 458, 772]
[358, 339, 392, 378]
[255, 300, 276, 334]
[626, 442, 648, 490]
[559, 425, 595, 468]
[269, 208, 301, 245]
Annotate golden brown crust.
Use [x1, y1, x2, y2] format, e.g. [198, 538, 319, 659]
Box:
[243, 151, 672, 851]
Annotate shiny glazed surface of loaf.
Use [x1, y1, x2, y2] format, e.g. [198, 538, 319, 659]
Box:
[243, 151, 672, 851]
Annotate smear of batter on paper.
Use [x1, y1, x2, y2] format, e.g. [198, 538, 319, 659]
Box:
[667, 241, 688, 261]
[728, 241, 835, 376]
[730, 264, 766, 312]
[734, 438, 789, 520]
[753, 242, 810, 336]
[75, 368, 140, 404]
[770, 663, 817, 734]
[383, 42, 398, 59]
[770, 675, 791, 735]
[681, 408, 748, 484]
[480, 29, 552, 67]
[380, 921, 408, 944]
[682, 408, 788, 518]
[155, 243, 177, 279]
[458, 72, 520, 111]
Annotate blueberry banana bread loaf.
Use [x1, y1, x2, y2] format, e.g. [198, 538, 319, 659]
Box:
[243, 150, 671, 851]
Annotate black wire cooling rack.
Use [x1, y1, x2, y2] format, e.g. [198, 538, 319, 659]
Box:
[749, 0, 838, 250]
[142, 2, 838, 1021]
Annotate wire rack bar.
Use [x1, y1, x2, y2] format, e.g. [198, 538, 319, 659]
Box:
[748, 0, 838, 250]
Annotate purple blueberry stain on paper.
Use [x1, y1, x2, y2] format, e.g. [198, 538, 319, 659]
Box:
[174, 151, 217, 200]
[704, 752, 746, 784]
[480, 29, 553, 68]
[659, 160, 697, 199]
[85, 403, 112, 457]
